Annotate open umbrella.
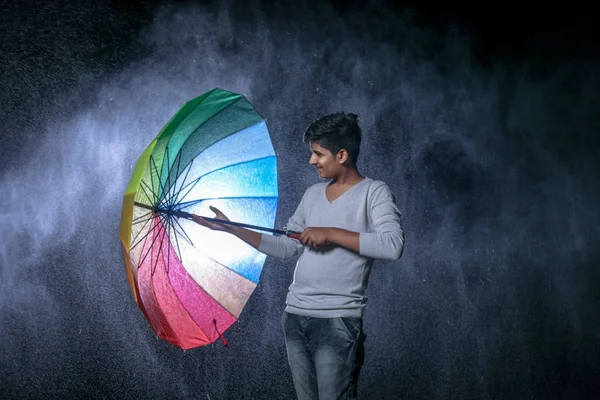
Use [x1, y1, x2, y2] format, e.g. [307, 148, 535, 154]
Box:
[120, 88, 292, 349]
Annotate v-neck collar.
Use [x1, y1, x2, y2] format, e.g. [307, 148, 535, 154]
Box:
[324, 177, 368, 204]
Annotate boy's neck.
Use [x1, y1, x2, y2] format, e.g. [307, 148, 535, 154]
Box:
[330, 166, 364, 186]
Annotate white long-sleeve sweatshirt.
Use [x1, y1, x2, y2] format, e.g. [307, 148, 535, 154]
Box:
[258, 178, 404, 319]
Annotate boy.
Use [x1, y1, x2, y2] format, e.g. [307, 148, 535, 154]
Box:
[193, 112, 404, 400]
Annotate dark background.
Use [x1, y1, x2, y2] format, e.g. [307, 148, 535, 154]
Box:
[1, 1, 599, 399]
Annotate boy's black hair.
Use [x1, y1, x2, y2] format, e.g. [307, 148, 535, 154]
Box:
[303, 112, 362, 164]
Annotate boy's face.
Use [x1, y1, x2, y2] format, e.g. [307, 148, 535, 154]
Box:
[309, 142, 340, 179]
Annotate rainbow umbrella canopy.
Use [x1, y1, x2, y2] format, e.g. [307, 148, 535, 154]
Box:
[120, 88, 278, 349]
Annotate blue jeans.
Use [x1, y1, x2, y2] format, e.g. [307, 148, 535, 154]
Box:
[282, 311, 366, 400]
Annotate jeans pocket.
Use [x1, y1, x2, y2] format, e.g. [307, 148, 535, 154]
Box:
[338, 317, 362, 340]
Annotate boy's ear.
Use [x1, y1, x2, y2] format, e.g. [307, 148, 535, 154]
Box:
[337, 149, 349, 164]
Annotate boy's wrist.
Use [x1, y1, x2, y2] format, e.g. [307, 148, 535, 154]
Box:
[326, 228, 340, 243]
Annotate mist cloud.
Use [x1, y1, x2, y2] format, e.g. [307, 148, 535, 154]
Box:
[1, 1, 598, 398]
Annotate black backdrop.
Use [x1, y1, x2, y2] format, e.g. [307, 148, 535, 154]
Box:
[1, 1, 599, 399]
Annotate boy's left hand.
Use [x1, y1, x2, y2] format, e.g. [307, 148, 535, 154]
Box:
[299, 227, 360, 254]
[299, 228, 331, 248]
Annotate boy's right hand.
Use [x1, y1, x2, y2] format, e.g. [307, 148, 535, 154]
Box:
[191, 206, 231, 232]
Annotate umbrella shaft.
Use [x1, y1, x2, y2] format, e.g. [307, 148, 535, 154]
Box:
[133, 202, 300, 236]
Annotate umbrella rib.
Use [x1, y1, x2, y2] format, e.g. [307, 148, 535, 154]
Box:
[201, 253, 261, 289]
[162, 94, 240, 174]
[156, 213, 187, 349]
[175, 195, 278, 211]
[152, 158, 170, 203]
[169, 218, 271, 286]
[163, 157, 199, 211]
[204, 154, 276, 177]
[154, 98, 269, 208]
[148, 154, 157, 205]
[132, 210, 155, 226]
[151, 213, 170, 277]
[160, 143, 172, 210]
[165, 212, 185, 267]
[164, 253, 238, 343]
[139, 178, 158, 206]
[138, 157, 160, 206]
[174, 108, 266, 172]
[137, 215, 165, 269]
[156, 213, 262, 292]
[158, 101, 269, 208]
[186, 267, 238, 320]
[170, 213, 195, 247]
[161, 242, 240, 322]
[173, 157, 193, 208]
[158, 150, 185, 211]
[165, 149, 183, 210]
[171, 215, 184, 265]
[169, 155, 276, 207]
[168, 160, 194, 211]
[159, 157, 189, 212]
[130, 213, 157, 251]
[148, 213, 186, 348]
[167, 171, 204, 211]
[165, 213, 173, 273]
[149, 153, 170, 207]
[156, 91, 236, 208]
[132, 214, 166, 254]
[191, 154, 276, 189]
[162, 143, 181, 211]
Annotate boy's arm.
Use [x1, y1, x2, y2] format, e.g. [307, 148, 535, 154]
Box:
[299, 183, 403, 260]
[226, 225, 263, 250]
[299, 228, 359, 253]
[359, 182, 404, 260]
[191, 206, 262, 249]
[258, 196, 307, 260]
[193, 202, 306, 261]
